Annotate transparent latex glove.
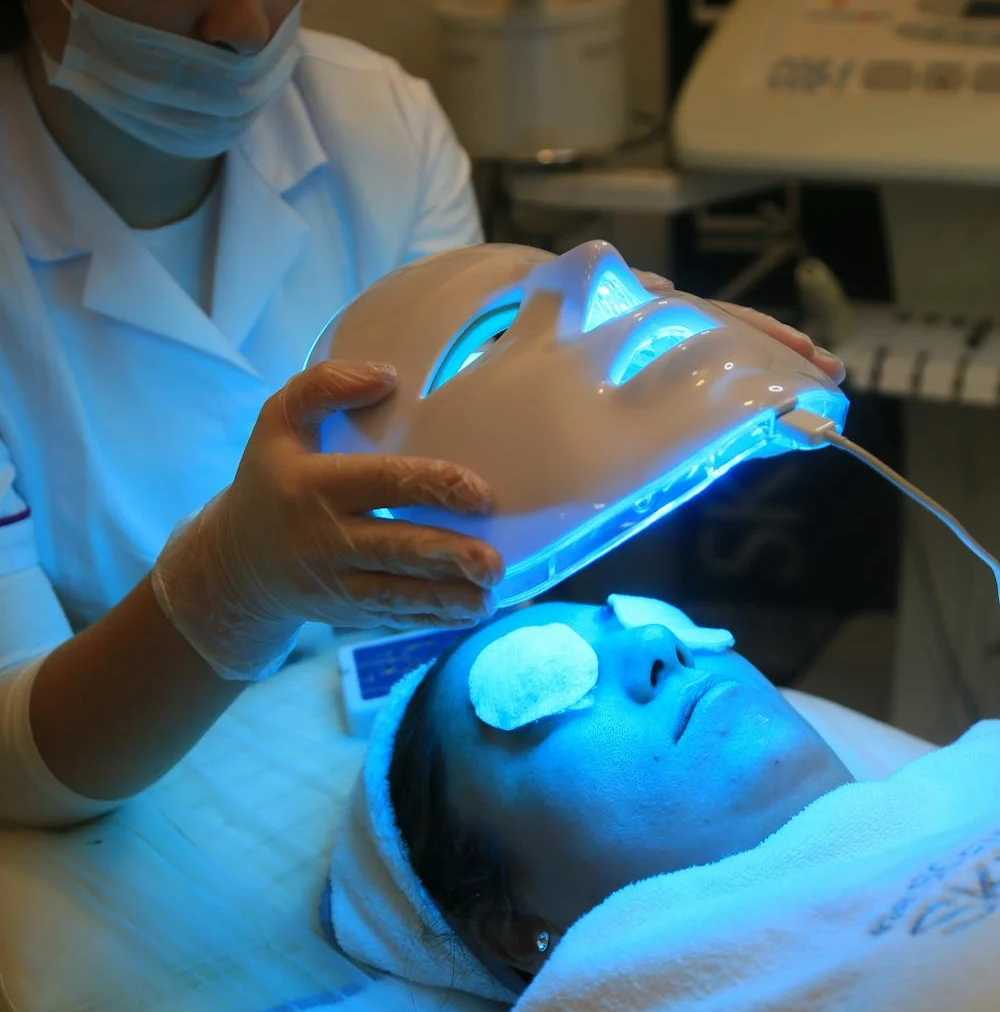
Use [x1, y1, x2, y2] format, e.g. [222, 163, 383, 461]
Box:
[632, 269, 846, 384]
[151, 361, 505, 682]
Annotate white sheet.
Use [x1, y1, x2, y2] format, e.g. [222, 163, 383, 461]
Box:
[0, 636, 937, 1012]
[0, 638, 371, 1012]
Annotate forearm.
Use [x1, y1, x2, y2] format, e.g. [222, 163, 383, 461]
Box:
[29, 574, 246, 802]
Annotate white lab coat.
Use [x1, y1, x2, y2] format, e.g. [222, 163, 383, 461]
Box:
[0, 30, 482, 670]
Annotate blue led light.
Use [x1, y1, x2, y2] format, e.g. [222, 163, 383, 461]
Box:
[426, 303, 520, 394]
[583, 269, 655, 333]
[610, 304, 723, 385]
[794, 388, 850, 435]
[494, 411, 778, 606]
[372, 395, 848, 604]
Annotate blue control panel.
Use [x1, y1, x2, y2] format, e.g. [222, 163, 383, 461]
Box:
[350, 627, 468, 701]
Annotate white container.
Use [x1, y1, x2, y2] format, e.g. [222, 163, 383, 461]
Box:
[434, 0, 628, 162]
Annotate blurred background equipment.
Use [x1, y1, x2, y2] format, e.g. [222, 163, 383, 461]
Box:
[433, 0, 629, 164]
[672, 0, 1000, 753]
[302, 0, 1000, 744]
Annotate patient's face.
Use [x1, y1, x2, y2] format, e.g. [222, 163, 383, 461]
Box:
[430, 601, 852, 935]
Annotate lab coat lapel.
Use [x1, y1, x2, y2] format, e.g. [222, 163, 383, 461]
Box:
[211, 143, 311, 350]
[82, 228, 255, 375]
[0, 55, 259, 375]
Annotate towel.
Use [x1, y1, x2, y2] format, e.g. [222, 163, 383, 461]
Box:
[326, 648, 941, 1012]
[516, 719, 1000, 1012]
[327, 663, 517, 1007]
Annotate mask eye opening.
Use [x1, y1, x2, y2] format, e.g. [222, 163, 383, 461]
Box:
[424, 302, 520, 395]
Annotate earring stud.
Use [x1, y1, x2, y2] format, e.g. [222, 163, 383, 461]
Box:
[535, 930, 550, 954]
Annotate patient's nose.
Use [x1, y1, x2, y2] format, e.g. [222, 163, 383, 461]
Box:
[604, 625, 693, 705]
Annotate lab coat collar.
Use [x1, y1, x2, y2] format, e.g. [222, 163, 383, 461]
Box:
[0, 54, 330, 369]
[213, 79, 328, 348]
[236, 73, 328, 198]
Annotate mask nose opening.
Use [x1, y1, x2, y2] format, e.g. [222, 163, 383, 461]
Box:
[583, 267, 656, 333]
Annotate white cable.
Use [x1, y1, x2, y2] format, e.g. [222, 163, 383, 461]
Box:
[826, 430, 1000, 603]
[776, 408, 1000, 603]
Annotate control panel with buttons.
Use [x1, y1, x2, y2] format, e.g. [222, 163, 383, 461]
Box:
[676, 0, 1000, 183]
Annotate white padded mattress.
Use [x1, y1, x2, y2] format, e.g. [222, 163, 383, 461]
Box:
[0, 635, 374, 1012]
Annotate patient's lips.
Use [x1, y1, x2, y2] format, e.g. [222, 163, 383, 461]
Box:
[674, 677, 742, 742]
[672, 675, 717, 743]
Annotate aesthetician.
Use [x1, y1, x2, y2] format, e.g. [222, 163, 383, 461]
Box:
[0, 0, 844, 829]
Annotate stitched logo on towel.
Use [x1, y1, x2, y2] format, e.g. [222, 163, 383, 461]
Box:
[869, 826, 1000, 939]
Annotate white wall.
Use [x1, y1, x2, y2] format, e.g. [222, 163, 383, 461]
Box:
[302, 0, 670, 272]
[302, 0, 666, 123]
[302, 0, 439, 81]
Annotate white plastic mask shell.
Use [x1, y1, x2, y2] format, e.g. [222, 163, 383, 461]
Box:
[310, 240, 849, 607]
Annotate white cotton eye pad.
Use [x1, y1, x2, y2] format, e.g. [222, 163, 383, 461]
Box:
[469, 623, 599, 732]
[608, 594, 735, 653]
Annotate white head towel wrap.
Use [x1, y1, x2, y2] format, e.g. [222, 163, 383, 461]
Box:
[327, 661, 519, 1005]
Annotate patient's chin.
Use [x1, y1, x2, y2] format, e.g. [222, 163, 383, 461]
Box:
[698, 693, 844, 812]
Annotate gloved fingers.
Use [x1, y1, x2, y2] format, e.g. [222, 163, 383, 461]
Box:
[304, 452, 494, 515]
[278, 360, 398, 443]
[713, 301, 814, 356]
[812, 347, 847, 383]
[332, 571, 498, 623]
[632, 269, 675, 298]
[710, 301, 847, 383]
[343, 517, 504, 589]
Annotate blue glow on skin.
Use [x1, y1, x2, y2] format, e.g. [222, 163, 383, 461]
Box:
[469, 600, 736, 732]
[608, 594, 734, 653]
[431, 600, 856, 935]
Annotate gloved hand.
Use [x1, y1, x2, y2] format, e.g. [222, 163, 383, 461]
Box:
[632, 270, 846, 384]
[151, 361, 505, 682]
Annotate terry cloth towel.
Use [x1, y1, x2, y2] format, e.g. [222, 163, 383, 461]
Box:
[516, 719, 1000, 1012]
[327, 664, 518, 1006]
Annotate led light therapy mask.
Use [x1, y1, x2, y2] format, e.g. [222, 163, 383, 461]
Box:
[308, 240, 1000, 608]
[310, 240, 846, 605]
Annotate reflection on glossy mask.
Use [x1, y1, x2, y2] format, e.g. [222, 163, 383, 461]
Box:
[608, 594, 734, 653]
[468, 623, 598, 732]
[38, 0, 303, 158]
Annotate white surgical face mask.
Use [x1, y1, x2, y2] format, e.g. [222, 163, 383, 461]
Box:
[38, 0, 303, 159]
